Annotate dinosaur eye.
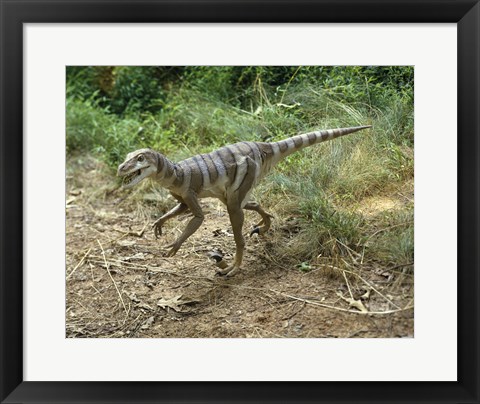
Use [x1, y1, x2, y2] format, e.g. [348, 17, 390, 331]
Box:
[137, 155, 145, 162]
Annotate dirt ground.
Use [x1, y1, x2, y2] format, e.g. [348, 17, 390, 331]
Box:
[66, 155, 414, 338]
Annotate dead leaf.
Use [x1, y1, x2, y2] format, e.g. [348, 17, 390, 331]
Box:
[137, 302, 154, 311]
[349, 299, 369, 313]
[374, 268, 393, 280]
[336, 291, 369, 313]
[127, 292, 140, 303]
[126, 292, 154, 310]
[212, 229, 233, 237]
[142, 193, 160, 202]
[120, 252, 145, 261]
[360, 289, 371, 300]
[140, 316, 155, 330]
[117, 240, 136, 247]
[66, 197, 77, 206]
[157, 295, 199, 312]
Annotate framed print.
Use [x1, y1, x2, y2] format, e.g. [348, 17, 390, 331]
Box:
[1, 0, 479, 403]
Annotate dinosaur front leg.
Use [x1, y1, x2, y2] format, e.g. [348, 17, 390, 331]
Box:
[163, 193, 204, 257]
[152, 202, 189, 238]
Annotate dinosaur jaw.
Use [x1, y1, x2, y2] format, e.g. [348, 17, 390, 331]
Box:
[122, 168, 147, 188]
[120, 163, 158, 188]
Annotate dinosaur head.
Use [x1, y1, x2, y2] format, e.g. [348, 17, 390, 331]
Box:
[117, 148, 159, 188]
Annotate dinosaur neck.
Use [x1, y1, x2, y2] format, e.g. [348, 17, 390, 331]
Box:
[155, 152, 177, 187]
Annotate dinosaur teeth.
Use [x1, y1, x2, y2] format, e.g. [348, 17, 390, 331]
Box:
[123, 171, 139, 185]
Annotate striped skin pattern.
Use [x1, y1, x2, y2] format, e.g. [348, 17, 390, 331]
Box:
[118, 125, 371, 276]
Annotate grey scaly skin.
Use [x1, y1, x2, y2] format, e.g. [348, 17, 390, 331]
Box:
[117, 125, 371, 276]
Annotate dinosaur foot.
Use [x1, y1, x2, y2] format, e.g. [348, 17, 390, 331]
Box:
[215, 264, 240, 277]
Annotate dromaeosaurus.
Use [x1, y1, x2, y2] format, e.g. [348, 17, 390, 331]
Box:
[118, 125, 371, 276]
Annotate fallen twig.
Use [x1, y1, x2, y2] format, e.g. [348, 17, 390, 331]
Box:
[386, 262, 414, 272]
[97, 239, 128, 316]
[336, 291, 369, 313]
[281, 301, 306, 321]
[338, 261, 402, 310]
[66, 248, 92, 280]
[366, 221, 413, 243]
[270, 289, 412, 315]
[342, 270, 354, 300]
[113, 222, 148, 238]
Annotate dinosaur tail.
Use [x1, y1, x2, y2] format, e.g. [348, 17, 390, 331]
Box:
[272, 125, 372, 160]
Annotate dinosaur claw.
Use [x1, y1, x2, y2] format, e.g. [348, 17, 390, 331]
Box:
[152, 220, 164, 238]
[161, 242, 179, 257]
[163, 249, 176, 257]
[216, 265, 240, 277]
[250, 227, 260, 237]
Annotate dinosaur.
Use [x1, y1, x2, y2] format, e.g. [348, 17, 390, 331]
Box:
[118, 125, 371, 276]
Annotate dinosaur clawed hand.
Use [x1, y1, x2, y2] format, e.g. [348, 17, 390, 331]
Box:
[207, 251, 239, 277]
[249, 214, 274, 237]
[162, 241, 180, 257]
[250, 227, 261, 236]
[249, 224, 269, 237]
[152, 219, 164, 239]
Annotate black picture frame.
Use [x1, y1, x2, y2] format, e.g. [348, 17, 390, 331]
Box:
[1, 1, 479, 403]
